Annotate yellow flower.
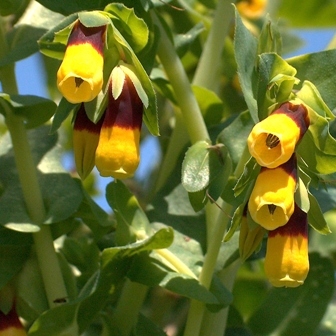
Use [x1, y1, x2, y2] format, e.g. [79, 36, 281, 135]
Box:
[73, 104, 103, 180]
[247, 102, 309, 168]
[57, 21, 106, 103]
[236, 0, 267, 20]
[239, 208, 265, 261]
[0, 305, 27, 336]
[95, 72, 143, 179]
[248, 156, 297, 230]
[264, 204, 309, 287]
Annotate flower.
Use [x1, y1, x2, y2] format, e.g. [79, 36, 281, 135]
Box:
[0, 305, 27, 336]
[248, 155, 297, 230]
[73, 104, 103, 180]
[95, 70, 143, 179]
[57, 21, 106, 103]
[247, 102, 309, 168]
[236, 0, 267, 20]
[239, 207, 265, 261]
[264, 204, 309, 287]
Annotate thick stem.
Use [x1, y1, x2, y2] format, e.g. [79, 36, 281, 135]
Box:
[113, 279, 149, 336]
[192, 0, 235, 91]
[153, 13, 210, 144]
[0, 19, 67, 308]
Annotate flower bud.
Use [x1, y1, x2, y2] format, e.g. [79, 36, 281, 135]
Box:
[248, 155, 297, 230]
[95, 70, 143, 179]
[247, 102, 309, 168]
[264, 204, 309, 287]
[239, 209, 265, 261]
[57, 21, 106, 103]
[73, 104, 103, 180]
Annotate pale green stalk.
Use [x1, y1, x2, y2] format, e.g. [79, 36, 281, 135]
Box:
[0, 18, 67, 308]
[112, 279, 149, 336]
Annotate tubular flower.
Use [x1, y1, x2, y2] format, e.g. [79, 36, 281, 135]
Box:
[236, 0, 267, 20]
[57, 21, 106, 103]
[247, 102, 309, 168]
[73, 104, 103, 180]
[264, 204, 309, 287]
[95, 72, 143, 179]
[0, 305, 27, 336]
[248, 156, 297, 230]
[239, 208, 266, 261]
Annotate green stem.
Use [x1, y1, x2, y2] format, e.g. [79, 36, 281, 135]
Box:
[154, 110, 189, 192]
[192, 0, 235, 91]
[0, 19, 67, 308]
[152, 13, 210, 144]
[113, 279, 149, 336]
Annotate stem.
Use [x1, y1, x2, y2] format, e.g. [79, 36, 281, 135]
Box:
[153, 13, 210, 144]
[192, 0, 235, 91]
[113, 279, 149, 336]
[0, 19, 67, 308]
[154, 110, 189, 192]
[155, 248, 197, 279]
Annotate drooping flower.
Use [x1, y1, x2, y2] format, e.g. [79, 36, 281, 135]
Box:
[239, 207, 265, 261]
[248, 155, 297, 230]
[236, 0, 267, 20]
[73, 104, 103, 180]
[264, 204, 309, 287]
[57, 21, 106, 103]
[247, 102, 309, 168]
[95, 68, 144, 179]
[0, 305, 27, 336]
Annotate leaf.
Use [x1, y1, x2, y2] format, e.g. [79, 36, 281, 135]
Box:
[288, 49, 336, 111]
[233, 6, 258, 122]
[278, 0, 336, 27]
[182, 141, 227, 193]
[0, 26, 47, 67]
[50, 98, 78, 134]
[106, 180, 152, 245]
[104, 3, 149, 53]
[247, 253, 334, 336]
[0, 0, 27, 16]
[217, 110, 254, 169]
[78, 11, 110, 27]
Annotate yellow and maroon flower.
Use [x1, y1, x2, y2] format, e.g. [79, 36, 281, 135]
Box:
[0, 305, 27, 336]
[57, 21, 106, 103]
[236, 0, 267, 20]
[73, 104, 103, 180]
[247, 102, 309, 168]
[248, 155, 297, 230]
[95, 72, 143, 179]
[264, 204, 309, 287]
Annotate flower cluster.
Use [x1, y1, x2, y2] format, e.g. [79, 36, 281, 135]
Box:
[242, 101, 310, 287]
[57, 19, 146, 180]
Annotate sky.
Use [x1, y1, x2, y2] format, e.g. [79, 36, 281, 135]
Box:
[13, 28, 336, 211]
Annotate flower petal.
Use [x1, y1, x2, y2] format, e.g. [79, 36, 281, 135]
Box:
[57, 21, 106, 103]
[247, 102, 309, 168]
[248, 155, 297, 230]
[264, 204, 309, 287]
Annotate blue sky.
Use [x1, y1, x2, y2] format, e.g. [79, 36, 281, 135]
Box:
[13, 29, 336, 211]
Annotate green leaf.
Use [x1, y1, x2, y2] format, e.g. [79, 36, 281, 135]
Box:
[50, 98, 78, 134]
[0, 26, 47, 67]
[307, 192, 331, 234]
[278, 0, 336, 27]
[217, 110, 254, 169]
[192, 85, 224, 126]
[258, 16, 282, 55]
[182, 141, 227, 193]
[233, 6, 258, 122]
[188, 189, 208, 212]
[0, 0, 27, 16]
[106, 180, 152, 245]
[104, 3, 149, 53]
[247, 253, 334, 336]
[78, 11, 110, 27]
[288, 50, 336, 111]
